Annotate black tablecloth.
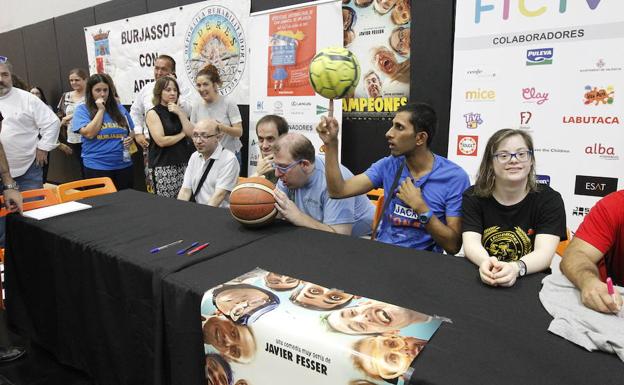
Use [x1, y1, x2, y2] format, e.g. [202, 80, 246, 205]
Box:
[162, 228, 623, 385]
[4, 190, 295, 385]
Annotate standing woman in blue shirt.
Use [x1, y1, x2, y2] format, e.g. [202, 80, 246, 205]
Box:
[72, 74, 135, 189]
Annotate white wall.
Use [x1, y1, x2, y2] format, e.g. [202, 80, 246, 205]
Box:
[0, 0, 112, 33]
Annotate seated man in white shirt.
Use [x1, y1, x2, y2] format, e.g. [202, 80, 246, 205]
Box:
[178, 119, 239, 207]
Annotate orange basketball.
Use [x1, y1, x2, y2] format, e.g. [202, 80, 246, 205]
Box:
[230, 177, 277, 227]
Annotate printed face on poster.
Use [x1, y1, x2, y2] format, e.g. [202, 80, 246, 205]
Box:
[201, 268, 444, 385]
[341, 0, 411, 119]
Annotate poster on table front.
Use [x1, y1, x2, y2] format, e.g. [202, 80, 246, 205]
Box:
[200, 268, 444, 385]
[247, 0, 343, 177]
[83, 0, 250, 105]
[448, 1, 624, 234]
[341, 0, 411, 120]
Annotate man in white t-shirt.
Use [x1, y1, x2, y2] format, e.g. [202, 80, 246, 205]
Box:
[178, 119, 239, 207]
[0, 58, 59, 245]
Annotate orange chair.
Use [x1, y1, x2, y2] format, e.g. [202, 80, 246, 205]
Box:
[0, 188, 60, 216]
[366, 189, 385, 238]
[556, 228, 572, 256]
[57, 177, 117, 203]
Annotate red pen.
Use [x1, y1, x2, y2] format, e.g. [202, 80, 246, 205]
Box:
[187, 242, 209, 256]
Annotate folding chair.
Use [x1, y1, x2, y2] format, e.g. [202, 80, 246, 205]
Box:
[0, 188, 60, 216]
[57, 177, 117, 203]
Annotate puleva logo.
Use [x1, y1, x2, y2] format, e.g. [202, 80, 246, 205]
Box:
[463, 113, 483, 129]
[584, 85, 614, 105]
[457, 135, 478, 156]
[465, 89, 496, 102]
[526, 48, 553, 66]
[522, 87, 549, 105]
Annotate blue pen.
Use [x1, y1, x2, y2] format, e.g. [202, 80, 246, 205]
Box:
[177, 241, 199, 255]
[150, 239, 183, 253]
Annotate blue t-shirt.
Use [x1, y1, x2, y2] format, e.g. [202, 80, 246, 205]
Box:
[278, 156, 375, 237]
[365, 154, 470, 251]
[72, 103, 134, 170]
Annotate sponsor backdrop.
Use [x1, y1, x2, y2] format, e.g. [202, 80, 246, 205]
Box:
[84, 0, 250, 105]
[247, 0, 343, 176]
[448, 1, 624, 233]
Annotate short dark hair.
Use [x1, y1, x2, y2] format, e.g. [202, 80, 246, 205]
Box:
[396, 102, 437, 146]
[157, 54, 176, 73]
[256, 114, 289, 136]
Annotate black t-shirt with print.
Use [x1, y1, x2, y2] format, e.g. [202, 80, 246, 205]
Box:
[462, 185, 567, 261]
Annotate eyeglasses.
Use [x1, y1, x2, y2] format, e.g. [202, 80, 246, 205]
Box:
[0, 56, 7, 64]
[493, 150, 533, 163]
[272, 159, 303, 174]
[192, 133, 218, 141]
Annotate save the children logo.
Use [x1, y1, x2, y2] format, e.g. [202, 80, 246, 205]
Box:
[184, 5, 247, 96]
[457, 135, 478, 156]
[583, 85, 614, 105]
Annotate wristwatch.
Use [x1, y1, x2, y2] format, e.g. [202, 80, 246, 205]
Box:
[417, 210, 433, 225]
[3, 181, 18, 191]
[515, 259, 527, 277]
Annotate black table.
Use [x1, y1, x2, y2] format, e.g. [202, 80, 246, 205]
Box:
[162, 228, 624, 385]
[4, 190, 295, 385]
[5, 190, 623, 385]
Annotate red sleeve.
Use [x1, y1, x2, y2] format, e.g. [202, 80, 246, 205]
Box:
[574, 194, 617, 254]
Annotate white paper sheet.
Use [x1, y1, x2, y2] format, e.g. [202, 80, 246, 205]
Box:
[23, 201, 92, 220]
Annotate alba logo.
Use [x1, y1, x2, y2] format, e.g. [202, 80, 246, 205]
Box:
[585, 143, 618, 160]
[465, 89, 496, 101]
[584, 85, 614, 105]
[457, 135, 478, 156]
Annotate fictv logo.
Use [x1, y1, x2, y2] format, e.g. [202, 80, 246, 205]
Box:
[474, 0, 603, 23]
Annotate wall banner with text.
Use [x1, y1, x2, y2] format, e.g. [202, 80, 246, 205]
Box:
[247, 0, 343, 177]
[448, 1, 624, 233]
[84, 0, 250, 105]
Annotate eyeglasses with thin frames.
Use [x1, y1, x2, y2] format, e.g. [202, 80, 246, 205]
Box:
[272, 159, 303, 174]
[192, 133, 218, 141]
[493, 150, 533, 163]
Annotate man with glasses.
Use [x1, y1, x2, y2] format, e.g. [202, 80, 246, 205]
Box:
[0, 57, 59, 246]
[272, 132, 374, 237]
[177, 119, 239, 207]
[317, 103, 469, 253]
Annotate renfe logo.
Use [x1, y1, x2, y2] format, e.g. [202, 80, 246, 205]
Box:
[526, 48, 553, 65]
[457, 135, 478, 156]
[474, 0, 603, 24]
[574, 175, 618, 197]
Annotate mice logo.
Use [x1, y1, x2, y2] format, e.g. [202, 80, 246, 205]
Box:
[184, 5, 246, 96]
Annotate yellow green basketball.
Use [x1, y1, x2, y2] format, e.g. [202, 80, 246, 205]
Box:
[309, 47, 360, 99]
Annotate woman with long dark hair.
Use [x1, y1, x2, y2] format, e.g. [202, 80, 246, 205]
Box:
[71, 74, 135, 189]
[145, 76, 193, 197]
[462, 129, 567, 287]
[191, 64, 243, 164]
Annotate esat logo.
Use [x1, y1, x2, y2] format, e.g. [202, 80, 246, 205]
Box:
[463, 112, 483, 129]
[526, 48, 553, 66]
[584, 85, 614, 105]
[457, 135, 478, 156]
[574, 175, 618, 197]
[522, 87, 549, 105]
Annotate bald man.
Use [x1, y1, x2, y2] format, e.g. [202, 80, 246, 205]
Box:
[272, 133, 374, 237]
